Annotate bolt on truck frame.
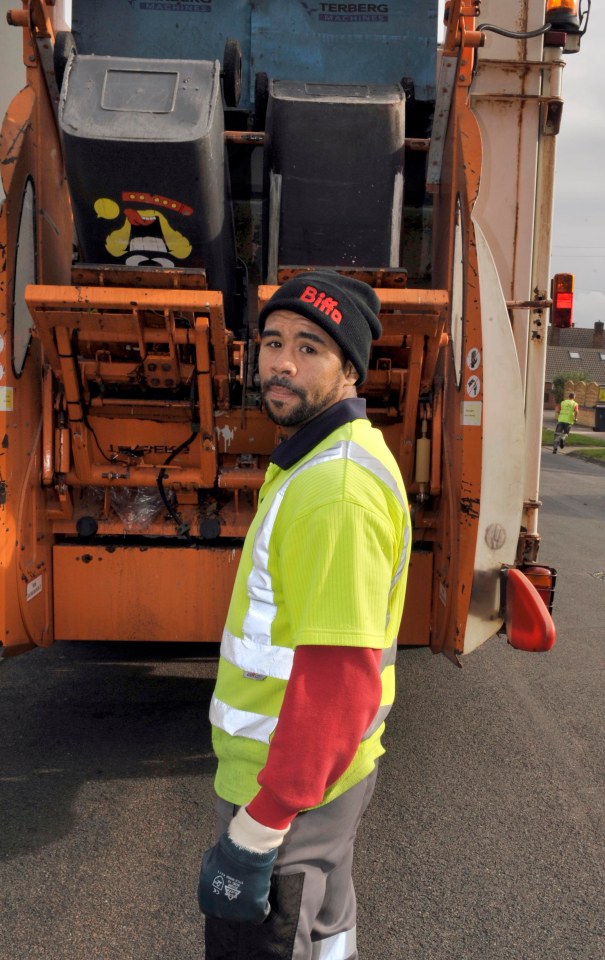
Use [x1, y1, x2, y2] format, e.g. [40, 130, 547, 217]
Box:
[0, 0, 588, 659]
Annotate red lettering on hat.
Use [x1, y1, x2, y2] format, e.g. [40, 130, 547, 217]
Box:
[299, 285, 343, 324]
[320, 297, 336, 314]
[300, 285, 317, 303]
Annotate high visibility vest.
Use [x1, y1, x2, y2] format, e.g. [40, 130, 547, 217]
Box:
[210, 418, 410, 807]
[558, 398, 577, 424]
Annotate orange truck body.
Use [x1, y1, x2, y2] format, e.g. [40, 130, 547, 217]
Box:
[2, 1, 580, 659]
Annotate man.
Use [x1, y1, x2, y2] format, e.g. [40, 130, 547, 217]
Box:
[198, 270, 411, 960]
[553, 391, 579, 453]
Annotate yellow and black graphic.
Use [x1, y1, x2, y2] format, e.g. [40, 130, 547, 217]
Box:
[94, 191, 194, 266]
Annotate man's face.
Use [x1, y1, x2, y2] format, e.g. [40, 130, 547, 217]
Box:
[259, 310, 358, 434]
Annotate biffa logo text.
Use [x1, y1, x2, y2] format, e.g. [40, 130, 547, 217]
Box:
[299, 286, 343, 324]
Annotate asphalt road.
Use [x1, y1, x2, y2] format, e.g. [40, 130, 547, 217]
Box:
[1, 450, 603, 960]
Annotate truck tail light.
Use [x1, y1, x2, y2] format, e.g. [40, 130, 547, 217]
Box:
[517, 564, 557, 615]
[551, 272, 574, 328]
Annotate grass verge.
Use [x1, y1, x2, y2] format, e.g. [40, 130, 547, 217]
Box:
[567, 448, 605, 465]
[542, 428, 605, 449]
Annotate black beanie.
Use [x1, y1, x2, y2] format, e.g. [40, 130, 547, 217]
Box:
[258, 270, 382, 385]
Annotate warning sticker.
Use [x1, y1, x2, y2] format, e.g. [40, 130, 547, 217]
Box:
[26, 575, 43, 602]
[0, 387, 14, 411]
[466, 347, 481, 371]
[461, 401, 482, 426]
[466, 374, 481, 398]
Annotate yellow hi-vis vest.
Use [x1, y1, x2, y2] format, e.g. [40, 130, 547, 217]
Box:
[558, 398, 577, 424]
[209, 417, 411, 807]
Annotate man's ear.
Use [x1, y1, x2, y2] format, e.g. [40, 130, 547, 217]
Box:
[343, 361, 358, 384]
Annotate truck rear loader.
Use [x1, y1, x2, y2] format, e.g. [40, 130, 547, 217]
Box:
[0, 0, 588, 659]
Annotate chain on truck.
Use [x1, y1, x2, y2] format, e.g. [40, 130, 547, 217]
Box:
[0, 0, 590, 660]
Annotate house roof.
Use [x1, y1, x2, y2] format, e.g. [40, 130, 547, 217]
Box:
[545, 345, 605, 384]
[552, 327, 602, 348]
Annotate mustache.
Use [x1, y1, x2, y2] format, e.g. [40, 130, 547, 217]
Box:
[262, 377, 306, 400]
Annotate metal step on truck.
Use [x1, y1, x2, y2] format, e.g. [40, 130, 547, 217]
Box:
[0, 0, 589, 660]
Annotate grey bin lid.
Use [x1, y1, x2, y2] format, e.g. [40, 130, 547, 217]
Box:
[59, 55, 221, 142]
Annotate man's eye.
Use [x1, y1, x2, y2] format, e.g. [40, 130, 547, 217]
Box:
[301, 345, 315, 354]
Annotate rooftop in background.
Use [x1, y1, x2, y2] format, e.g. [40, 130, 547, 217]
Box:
[546, 321, 605, 383]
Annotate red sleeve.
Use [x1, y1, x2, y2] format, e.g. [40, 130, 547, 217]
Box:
[246, 644, 383, 830]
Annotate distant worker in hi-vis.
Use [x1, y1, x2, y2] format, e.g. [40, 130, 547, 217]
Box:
[553, 392, 579, 453]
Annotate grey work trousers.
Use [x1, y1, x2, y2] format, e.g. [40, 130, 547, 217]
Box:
[204, 765, 378, 960]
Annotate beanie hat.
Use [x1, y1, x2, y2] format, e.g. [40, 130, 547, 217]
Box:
[258, 270, 382, 385]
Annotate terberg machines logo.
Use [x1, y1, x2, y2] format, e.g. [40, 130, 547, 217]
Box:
[138, 0, 212, 12]
[299, 285, 343, 324]
[318, 3, 389, 22]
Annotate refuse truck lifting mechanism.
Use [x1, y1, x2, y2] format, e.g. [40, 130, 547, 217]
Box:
[0, 0, 587, 659]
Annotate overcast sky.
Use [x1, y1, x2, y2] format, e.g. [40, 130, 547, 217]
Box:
[1, 1, 601, 328]
[443, 0, 602, 330]
[547, 4, 604, 328]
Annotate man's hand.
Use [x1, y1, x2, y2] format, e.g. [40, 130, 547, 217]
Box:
[197, 806, 289, 924]
[197, 831, 278, 923]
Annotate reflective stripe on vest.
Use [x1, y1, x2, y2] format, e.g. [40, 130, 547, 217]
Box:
[210, 695, 278, 742]
[210, 440, 409, 744]
[311, 925, 357, 960]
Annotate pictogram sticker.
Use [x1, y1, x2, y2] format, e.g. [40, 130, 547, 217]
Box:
[466, 374, 481, 398]
[466, 347, 481, 370]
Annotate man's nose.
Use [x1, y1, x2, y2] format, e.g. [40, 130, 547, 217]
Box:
[273, 349, 297, 376]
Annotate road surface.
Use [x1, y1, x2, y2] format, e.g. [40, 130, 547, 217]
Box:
[1, 449, 603, 959]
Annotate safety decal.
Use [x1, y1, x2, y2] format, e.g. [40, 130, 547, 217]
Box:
[0, 387, 14, 411]
[465, 374, 481, 398]
[26, 575, 43, 602]
[485, 522, 507, 551]
[466, 347, 481, 371]
[461, 401, 482, 426]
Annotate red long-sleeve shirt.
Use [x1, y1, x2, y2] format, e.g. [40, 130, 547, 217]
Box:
[247, 645, 383, 830]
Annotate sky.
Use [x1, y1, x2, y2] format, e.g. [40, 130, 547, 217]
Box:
[546, 4, 605, 328]
[444, 0, 603, 330]
[0, 0, 602, 328]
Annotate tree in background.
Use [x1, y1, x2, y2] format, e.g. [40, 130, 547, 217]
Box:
[552, 371, 587, 404]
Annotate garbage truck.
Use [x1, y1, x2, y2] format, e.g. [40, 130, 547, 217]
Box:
[0, 0, 589, 659]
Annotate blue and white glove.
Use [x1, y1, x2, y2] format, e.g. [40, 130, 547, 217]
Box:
[198, 806, 289, 924]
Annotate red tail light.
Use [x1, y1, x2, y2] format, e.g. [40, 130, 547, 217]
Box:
[551, 273, 574, 328]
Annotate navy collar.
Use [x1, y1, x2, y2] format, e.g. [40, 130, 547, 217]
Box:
[270, 398, 368, 470]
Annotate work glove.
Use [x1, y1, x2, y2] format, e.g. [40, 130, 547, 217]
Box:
[197, 806, 289, 924]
